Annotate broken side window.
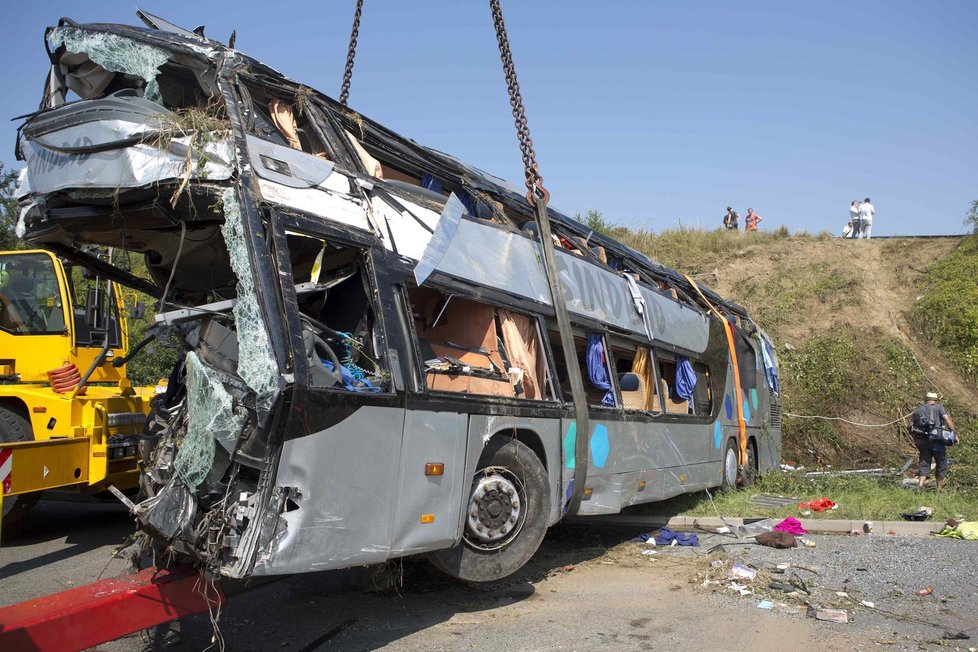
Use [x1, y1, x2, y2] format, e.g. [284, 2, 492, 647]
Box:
[286, 233, 389, 392]
[44, 26, 214, 112]
[609, 340, 661, 413]
[240, 81, 332, 159]
[547, 328, 617, 408]
[407, 287, 551, 400]
[654, 351, 708, 416]
[692, 361, 714, 416]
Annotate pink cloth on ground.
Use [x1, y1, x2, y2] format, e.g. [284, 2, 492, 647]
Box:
[773, 517, 807, 535]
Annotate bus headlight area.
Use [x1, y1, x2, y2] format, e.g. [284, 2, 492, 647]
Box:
[13, 12, 782, 586]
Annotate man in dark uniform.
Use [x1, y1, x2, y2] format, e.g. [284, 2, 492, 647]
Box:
[909, 391, 958, 491]
[723, 207, 739, 230]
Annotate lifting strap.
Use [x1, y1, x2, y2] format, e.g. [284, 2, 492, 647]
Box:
[682, 274, 747, 467]
[488, 0, 590, 515]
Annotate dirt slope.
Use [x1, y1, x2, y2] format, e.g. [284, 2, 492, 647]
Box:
[715, 237, 975, 466]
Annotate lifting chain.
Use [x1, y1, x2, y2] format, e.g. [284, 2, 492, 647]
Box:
[488, 0, 550, 207]
[339, 0, 364, 107]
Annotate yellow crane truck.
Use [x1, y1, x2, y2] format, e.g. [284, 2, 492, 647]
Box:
[0, 249, 154, 527]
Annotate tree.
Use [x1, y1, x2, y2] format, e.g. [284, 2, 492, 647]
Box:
[966, 200, 978, 235]
[0, 163, 22, 250]
[577, 209, 614, 235]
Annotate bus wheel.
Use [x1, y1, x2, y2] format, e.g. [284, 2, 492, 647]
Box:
[428, 437, 549, 585]
[721, 438, 738, 492]
[741, 441, 758, 487]
[0, 404, 42, 526]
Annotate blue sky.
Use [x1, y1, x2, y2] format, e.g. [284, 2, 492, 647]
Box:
[1, 1, 975, 235]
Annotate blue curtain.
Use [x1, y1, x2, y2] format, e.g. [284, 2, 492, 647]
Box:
[674, 356, 697, 400]
[586, 334, 616, 406]
[420, 173, 443, 193]
[761, 338, 780, 394]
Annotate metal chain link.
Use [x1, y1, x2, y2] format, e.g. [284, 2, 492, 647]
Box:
[489, 0, 549, 206]
[339, 0, 364, 107]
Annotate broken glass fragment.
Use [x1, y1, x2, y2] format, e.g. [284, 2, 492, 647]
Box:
[47, 26, 170, 103]
[221, 189, 282, 415]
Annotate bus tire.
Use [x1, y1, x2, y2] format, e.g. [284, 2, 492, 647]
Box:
[721, 437, 738, 492]
[0, 404, 42, 526]
[741, 439, 758, 487]
[428, 437, 550, 585]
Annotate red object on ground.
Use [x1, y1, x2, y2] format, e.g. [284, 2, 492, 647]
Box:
[798, 498, 836, 512]
[0, 566, 224, 652]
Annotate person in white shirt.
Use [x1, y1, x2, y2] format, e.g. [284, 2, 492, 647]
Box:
[858, 197, 875, 239]
[842, 221, 854, 238]
[849, 200, 861, 238]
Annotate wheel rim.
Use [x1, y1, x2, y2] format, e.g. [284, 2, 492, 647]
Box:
[463, 466, 526, 551]
[724, 447, 738, 485]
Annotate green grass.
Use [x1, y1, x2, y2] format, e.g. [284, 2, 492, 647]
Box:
[914, 235, 978, 384]
[636, 473, 978, 522]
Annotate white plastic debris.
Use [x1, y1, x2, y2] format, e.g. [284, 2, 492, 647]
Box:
[730, 564, 757, 581]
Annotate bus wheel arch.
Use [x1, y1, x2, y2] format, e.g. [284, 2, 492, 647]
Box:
[506, 427, 548, 472]
[0, 400, 42, 526]
[428, 435, 550, 585]
[740, 438, 759, 487]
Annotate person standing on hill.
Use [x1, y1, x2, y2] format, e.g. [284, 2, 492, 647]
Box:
[858, 198, 875, 239]
[723, 207, 739, 230]
[745, 208, 763, 232]
[849, 200, 862, 238]
[909, 391, 958, 491]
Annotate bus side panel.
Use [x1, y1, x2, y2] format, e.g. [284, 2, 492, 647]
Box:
[253, 406, 405, 576]
[389, 410, 467, 556]
[576, 420, 719, 514]
[465, 415, 563, 527]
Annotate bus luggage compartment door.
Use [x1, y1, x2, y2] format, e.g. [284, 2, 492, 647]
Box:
[389, 411, 467, 556]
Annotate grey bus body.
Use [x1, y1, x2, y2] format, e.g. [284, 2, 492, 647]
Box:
[15, 13, 781, 582]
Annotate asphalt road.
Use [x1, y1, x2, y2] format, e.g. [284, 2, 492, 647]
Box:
[2, 500, 971, 651]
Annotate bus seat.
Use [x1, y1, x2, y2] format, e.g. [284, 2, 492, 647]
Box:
[660, 378, 689, 415]
[619, 373, 646, 411]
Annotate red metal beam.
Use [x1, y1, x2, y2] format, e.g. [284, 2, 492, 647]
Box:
[0, 565, 224, 652]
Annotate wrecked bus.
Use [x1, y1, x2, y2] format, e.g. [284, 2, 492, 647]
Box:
[14, 13, 781, 583]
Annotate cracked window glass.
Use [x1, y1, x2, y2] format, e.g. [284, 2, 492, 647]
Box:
[221, 189, 282, 414]
[48, 26, 170, 103]
[173, 351, 247, 489]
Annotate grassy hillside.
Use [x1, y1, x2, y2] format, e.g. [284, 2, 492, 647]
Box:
[613, 227, 978, 489]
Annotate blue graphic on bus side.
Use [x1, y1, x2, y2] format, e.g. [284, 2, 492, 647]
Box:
[590, 424, 610, 469]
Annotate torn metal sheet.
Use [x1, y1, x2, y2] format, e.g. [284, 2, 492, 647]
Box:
[22, 131, 232, 195]
[413, 192, 465, 286]
[257, 179, 369, 230]
[417, 215, 710, 352]
[247, 135, 335, 188]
